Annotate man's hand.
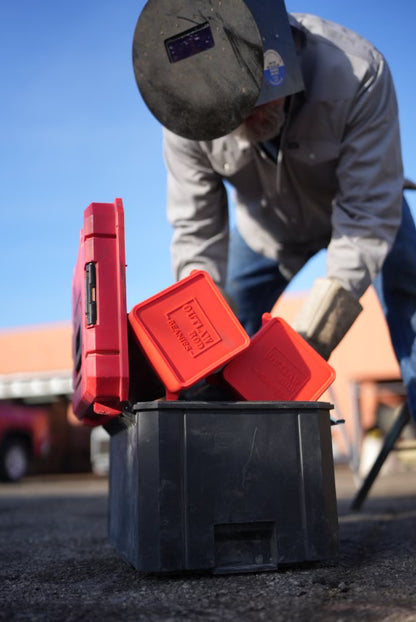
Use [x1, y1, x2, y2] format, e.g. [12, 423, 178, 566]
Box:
[292, 277, 363, 360]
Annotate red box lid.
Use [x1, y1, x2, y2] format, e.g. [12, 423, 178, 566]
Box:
[71, 199, 129, 425]
[128, 271, 250, 398]
[222, 313, 335, 401]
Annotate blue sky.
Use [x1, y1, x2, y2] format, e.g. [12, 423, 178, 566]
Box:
[0, 0, 415, 329]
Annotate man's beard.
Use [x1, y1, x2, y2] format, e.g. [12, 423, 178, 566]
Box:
[234, 100, 286, 144]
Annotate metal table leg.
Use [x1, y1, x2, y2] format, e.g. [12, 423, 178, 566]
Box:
[350, 401, 410, 511]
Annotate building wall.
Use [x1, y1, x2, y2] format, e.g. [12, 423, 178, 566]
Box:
[273, 286, 402, 458]
[0, 322, 90, 474]
[0, 286, 403, 465]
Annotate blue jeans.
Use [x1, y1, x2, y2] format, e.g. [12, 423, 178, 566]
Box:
[226, 197, 416, 422]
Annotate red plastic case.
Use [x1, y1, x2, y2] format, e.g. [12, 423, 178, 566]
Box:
[128, 270, 250, 399]
[222, 313, 336, 401]
[72, 199, 129, 425]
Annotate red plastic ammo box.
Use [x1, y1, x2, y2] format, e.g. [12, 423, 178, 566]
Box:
[222, 313, 335, 401]
[71, 199, 129, 425]
[128, 271, 250, 399]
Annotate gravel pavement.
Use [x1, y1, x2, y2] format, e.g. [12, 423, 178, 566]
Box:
[1, 465, 416, 622]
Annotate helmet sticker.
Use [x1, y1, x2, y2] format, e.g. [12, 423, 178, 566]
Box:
[264, 49, 285, 86]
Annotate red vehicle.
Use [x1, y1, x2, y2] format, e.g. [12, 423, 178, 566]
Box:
[0, 402, 51, 482]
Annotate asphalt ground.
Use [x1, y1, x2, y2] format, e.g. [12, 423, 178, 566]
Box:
[1, 464, 416, 622]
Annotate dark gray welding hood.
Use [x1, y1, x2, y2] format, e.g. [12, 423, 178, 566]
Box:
[132, 0, 304, 141]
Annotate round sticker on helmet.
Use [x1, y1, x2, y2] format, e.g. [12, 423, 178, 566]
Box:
[264, 49, 285, 86]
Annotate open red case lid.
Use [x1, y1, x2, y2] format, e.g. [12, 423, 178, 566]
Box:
[128, 270, 250, 399]
[71, 198, 129, 425]
[222, 313, 336, 401]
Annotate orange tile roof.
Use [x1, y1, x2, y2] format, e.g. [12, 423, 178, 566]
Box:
[0, 286, 399, 383]
[0, 322, 73, 375]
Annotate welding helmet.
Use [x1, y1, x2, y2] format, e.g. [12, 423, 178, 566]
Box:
[132, 0, 304, 141]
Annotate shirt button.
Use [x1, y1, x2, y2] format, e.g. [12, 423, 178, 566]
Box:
[260, 198, 268, 208]
[309, 152, 316, 160]
[224, 162, 230, 173]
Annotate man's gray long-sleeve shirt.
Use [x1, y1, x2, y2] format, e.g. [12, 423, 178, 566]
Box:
[164, 13, 404, 300]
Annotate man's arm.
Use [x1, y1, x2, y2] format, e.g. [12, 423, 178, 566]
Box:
[294, 54, 403, 358]
[164, 129, 230, 288]
[327, 55, 403, 299]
